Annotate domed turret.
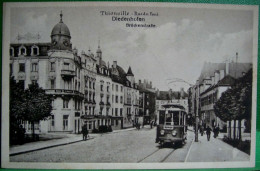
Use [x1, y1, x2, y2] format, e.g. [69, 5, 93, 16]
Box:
[50, 11, 72, 51]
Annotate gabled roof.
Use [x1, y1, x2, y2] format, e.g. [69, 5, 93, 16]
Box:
[217, 75, 236, 86]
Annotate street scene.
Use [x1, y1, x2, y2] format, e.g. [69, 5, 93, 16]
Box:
[10, 126, 249, 162]
[3, 2, 256, 168]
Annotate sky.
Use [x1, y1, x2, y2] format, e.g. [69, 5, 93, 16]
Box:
[10, 4, 254, 91]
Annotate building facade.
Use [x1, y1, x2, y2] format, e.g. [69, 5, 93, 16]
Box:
[155, 88, 188, 125]
[10, 12, 142, 133]
[189, 61, 252, 130]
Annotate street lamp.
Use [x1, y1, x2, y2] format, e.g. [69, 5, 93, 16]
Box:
[166, 78, 199, 142]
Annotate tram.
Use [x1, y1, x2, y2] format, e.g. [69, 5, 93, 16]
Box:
[156, 103, 187, 146]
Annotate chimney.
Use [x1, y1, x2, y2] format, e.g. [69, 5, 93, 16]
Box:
[220, 70, 225, 80]
[169, 89, 173, 99]
[226, 61, 229, 75]
[214, 71, 220, 84]
[113, 61, 117, 68]
[211, 76, 214, 85]
[150, 81, 152, 88]
[180, 87, 184, 98]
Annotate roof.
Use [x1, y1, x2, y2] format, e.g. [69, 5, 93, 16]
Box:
[198, 62, 252, 84]
[51, 13, 71, 37]
[127, 66, 134, 76]
[109, 65, 127, 85]
[200, 75, 236, 95]
[217, 75, 236, 86]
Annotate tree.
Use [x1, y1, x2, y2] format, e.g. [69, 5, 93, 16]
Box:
[23, 83, 53, 139]
[10, 77, 27, 144]
[214, 88, 235, 138]
[10, 78, 53, 141]
[214, 69, 252, 140]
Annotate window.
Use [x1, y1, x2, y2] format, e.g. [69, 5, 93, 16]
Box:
[63, 99, 69, 108]
[89, 81, 92, 89]
[116, 95, 118, 103]
[120, 108, 123, 116]
[120, 96, 123, 104]
[10, 64, 13, 74]
[115, 108, 118, 116]
[51, 79, 55, 89]
[33, 47, 38, 55]
[51, 115, 55, 126]
[112, 84, 114, 91]
[31, 63, 38, 72]
[64, 62, 70, 70]
[112, 108, 114, 115]
[19, 63, 25, 72]
[121, 86, 123, 92]
[50, 62, 55, 71]
[10, 48, 14, 56]
[107, 86, 109, 92]
[116, 85, 118, 92]
[107, 96, 109, 103]
[112, 95, 114, 103]
[100, 85, 103, 91]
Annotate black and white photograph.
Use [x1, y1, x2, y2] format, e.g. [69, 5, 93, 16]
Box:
[1, 1, 258, 169]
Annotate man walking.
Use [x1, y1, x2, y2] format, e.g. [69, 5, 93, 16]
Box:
[206, 126, 212, 141]
[82, 124, 88, 141]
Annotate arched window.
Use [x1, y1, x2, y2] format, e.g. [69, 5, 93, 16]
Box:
[31, 45, 39, 56]
[19, 45, 27, 56]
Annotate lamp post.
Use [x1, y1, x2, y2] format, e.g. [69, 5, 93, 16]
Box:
[166, 78, 199, 142]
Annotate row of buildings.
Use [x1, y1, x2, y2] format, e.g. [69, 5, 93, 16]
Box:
[188, 59, 252, 133]
[10, 12, 156, 134]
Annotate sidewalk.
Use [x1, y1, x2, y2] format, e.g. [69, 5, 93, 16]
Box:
[185, 131, 250, 162]
[10, 127, 136, 156]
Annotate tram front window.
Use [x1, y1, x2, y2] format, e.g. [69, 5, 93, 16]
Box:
[165, 111, 180, 125]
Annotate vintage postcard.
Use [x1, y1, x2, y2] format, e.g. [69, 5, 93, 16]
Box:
[1, 1, 258, 169]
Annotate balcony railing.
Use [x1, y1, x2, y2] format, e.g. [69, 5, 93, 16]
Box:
[45, 89, 84, 98]
[61, 69, 75, 78]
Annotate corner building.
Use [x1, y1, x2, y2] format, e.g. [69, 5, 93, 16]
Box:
[10, 12, 140, 133]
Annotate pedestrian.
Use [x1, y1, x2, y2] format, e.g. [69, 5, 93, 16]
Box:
[206, 126, 212, 141]
[150, 121, 154, 129]
[200, 125, 204, 136]
[82, 125, 88, 141]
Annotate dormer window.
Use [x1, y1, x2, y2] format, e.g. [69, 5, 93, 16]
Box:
[31, 45, 39, 56]
[10, 47, 14, 57]
[19, 45, 27, 56]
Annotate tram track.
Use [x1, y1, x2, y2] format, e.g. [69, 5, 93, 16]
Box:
[160, 149, 175, 162]
[137, 147, 175, 163]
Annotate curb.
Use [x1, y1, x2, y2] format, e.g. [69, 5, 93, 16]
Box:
[10, 137, 94, 156]
[10, 127, 136, 156]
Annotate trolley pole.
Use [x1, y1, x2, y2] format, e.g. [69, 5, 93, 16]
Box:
[195, 86, 199, 142]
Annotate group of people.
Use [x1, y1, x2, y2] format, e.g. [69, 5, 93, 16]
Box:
[199, 125, 220, 141]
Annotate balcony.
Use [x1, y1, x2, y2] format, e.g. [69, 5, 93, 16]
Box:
[99, 101, 105, 107]
[45, 89, 84, 98]
[61, 69, 75, 78]
[81, 114, 94, 119]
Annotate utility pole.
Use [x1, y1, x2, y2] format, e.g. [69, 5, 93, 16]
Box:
[195, 85, 199, 142]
